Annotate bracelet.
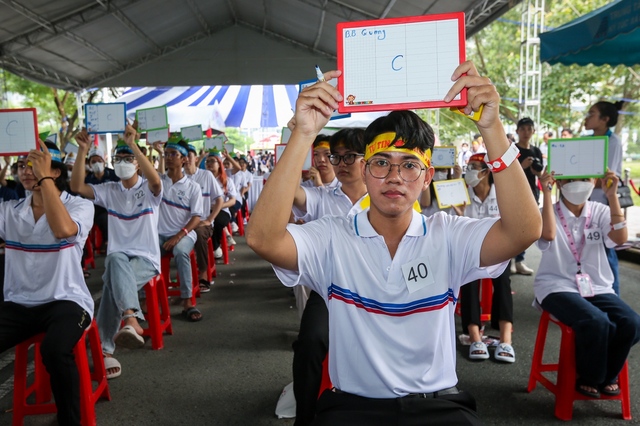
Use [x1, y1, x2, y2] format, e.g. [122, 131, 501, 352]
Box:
[484, 144, 520, 173]
[181, 228, 189, 236]
[35, 176, 55, 187]
[611, 221, 627, 231]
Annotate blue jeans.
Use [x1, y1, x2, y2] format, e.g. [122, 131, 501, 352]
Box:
[605, 246, 620, 295]
[159, 234, 196, 300]
[96, 253, 158, 355]
[515, 251, 525, 263]
[540, 292, 640, 386]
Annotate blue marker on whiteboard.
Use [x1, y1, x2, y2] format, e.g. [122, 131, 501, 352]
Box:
[315, 65, 325, 82]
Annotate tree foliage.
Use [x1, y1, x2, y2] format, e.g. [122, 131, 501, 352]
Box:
[224, 128, 255, 153]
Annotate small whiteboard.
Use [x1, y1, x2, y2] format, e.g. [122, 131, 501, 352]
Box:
[337, 12, 466, 113]
[274, 143, 312, 171]
[204, 135, 227, 151]
[433, 178, 470, 209]
[136, 106, 168, 131]
[547, 137, 608, 179]
[299, 79, 351, 120]
[84, 103, 126, 134]
[432, 146, 457, 169]
[281, 127, 292, 144]
[224, 143, 235, 154]
[146, 127, 170, 144]
[0, 108, 39, 155]
[64, 142, 79, 155]
[181, 125, 203, 142]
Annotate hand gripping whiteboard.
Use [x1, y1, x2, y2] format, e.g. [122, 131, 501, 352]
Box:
[547, 137, 608, 179]
[0, 108, 39, 155]
[84, 103, 126, 134]
[337, 12, 466, 113]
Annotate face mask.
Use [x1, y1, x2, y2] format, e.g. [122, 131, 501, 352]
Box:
[433, 170, 449, 181]
[67, 171, 72, 180]
[464, 169, 485, 188]
[91, 162, 105, 174]
[114, 163, 137, 180]
[462, 146, 469, 152]
[561, 181, 594, 205]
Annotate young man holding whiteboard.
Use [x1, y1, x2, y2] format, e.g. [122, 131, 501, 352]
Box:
[247, 62, 541, 425]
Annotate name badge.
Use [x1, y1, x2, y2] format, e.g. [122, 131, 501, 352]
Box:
[487, 204, 499, 217]
[576, 273, 594, 297]
[401, 257, 436, 294]
[584, 228, 602, 245]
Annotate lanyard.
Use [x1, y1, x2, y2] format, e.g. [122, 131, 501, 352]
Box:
[555, 202, 591, 273]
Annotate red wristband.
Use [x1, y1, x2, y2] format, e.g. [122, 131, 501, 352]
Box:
[182, 228, 189, 236]
[484, 144, 520, 173]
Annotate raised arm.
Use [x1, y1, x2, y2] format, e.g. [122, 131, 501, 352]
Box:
[603, 170, 627, 245]
[539, 171, 556, 241]
[445, 62, 542, 267]
[125, 127, 161, 196]
[70, 130, 96, 199]
[246, 70, 342, 270]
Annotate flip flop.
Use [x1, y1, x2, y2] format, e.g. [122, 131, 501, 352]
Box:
[114, 325, 144, 349]
[601, 382, 621, 396]
[182, 307, 203, 322]
[103, 356, 122, 380]
[469, 341, 489, 360]
[199, 279, 211, 293]
[576, 382, 600, 398]
[494, 343, 516, 363]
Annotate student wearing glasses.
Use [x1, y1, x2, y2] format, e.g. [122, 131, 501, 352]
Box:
[71, 126, 162, 379]
[247, 61, 541, 424]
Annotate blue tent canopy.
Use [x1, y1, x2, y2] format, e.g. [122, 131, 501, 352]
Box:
[540, 0, 640, 66]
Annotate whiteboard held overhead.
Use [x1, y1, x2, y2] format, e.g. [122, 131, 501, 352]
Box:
[547, 137, 608, 179]
[274, 143, 312, 171]
[433, 178, 470, 209]
[180, 125, 203, 142]
[136, 106, 168, 131]
[0, 108, 39, 155]
[432, 146, 457, 169]
[204, 135, 226, 151]
[336, 12, 466, 114]
[145, 127, 170, 144]
[84, 103, 126, 134]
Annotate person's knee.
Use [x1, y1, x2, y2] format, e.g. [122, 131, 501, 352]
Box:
[105, 252, 128, 266]
[40, 338, 73, 367]
[619, 312, 640, 344]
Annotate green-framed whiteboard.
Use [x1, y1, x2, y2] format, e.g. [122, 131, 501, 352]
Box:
[547, 136, 608, 179]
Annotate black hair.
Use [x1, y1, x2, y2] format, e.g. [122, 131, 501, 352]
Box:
[330, 128, 365, 154]
[363, 111, 435, 153]
[313, 134, 331, 148]
[593, 101, 624, 127]
[546, 131, 554, 137]
[44, 141, 69, 192]
[176, 140, 190, 155]
[517, 117, 535, 130]
[561, 128, 573, 136]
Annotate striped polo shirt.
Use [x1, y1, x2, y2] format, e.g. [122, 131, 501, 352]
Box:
[158, 174, 202, 243]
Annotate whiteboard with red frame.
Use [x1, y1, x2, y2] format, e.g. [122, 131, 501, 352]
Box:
[337, 12, 466, 113]
[0, 108, 39, 155]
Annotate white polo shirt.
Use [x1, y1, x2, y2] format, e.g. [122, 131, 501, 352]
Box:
[185, 168, 224, 220]
[534, 200, 616, 303]
[158, 174, 203, 243]
[217, 177, 239, 216]
[0, 192, 95, 317]
[274, 209, 505, 398]
[91, 177, 163, 273]
[292, 185, 355, 222]
[301, 176, 340, 189]
[465, 185, 499, 219]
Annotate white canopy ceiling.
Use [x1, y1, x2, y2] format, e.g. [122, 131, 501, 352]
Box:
[0, 0, 521, 90]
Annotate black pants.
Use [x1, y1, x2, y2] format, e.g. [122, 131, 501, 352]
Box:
[0, 300, 91, 426]
[461, 268, 513, 333]
[292, 290, 329, 426]
[312, 389, 481, 425]
[213, 211, 231, 249]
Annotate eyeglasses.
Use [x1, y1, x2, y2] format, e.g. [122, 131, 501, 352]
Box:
[328, 153, 364, 166]
[164, 152, 181, 159]
[113, 156, 135, 164]
[366, 158, 425, 182]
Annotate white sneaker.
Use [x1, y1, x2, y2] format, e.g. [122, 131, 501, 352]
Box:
[510, 260, 517, 275]
[228, 237, 237, 246]
[231, 222, 239, 233]
[515, 262, 534, 275]
[214, 247, 223, 259]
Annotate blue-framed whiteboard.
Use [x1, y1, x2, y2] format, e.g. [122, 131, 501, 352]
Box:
[84, 103, 127, 134]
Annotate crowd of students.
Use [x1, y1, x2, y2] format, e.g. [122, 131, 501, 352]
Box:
[0, 62, 638, 425]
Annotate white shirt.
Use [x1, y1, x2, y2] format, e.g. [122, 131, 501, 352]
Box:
[301, 176, 340, 189]
[465, 185, 499, 219]
[293, 185, 355, 223]
[91, 177, 162, 273]
[186, 168, 224, 220]
[217, 176, 239, 216]
[0, 192, 95, 317]
[608, 131, 623, 178]
[534, 200, 616, 303]
[158, 174, 203, 243]
[274, 210, 506, 398]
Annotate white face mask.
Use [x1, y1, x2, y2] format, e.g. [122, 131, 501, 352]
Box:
[561, 181, 594, 205]
[91, 162, 105, 174]
[433, 170, 449, 182]
[114, 163, 137, 180]
[464, 169, 485, 188]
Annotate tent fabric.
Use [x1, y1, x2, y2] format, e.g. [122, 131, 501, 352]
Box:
[116, 85, 299, 129]
[540, 0, 640, 66]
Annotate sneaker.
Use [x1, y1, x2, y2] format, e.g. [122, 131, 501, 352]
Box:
[515, 262, 534, 275]
[214, 247, 223, 259]
[510, 261, 516, 275]
[228, 237, 237, 246]
[231, 222, 239, 233]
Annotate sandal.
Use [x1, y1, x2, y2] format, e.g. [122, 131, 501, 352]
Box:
[576, 381, 600, 398]
[103, 356, 122, 380]
[469, 341, 489, 360]
[182, 307, 203, 322]
[198, 279, 211, 293]
[494, 343, 516, 363]
[601, 382, 621, 396]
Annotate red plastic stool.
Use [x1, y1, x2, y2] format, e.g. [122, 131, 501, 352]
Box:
[221, 230, 230, 265]
[527, 311, 631, 420]
[161, 250, 200, 307]
[455, 278, 493, 323]
[83, 237, 95, 270]
[207, 238, 217, 279]
[140, 275, 173, 350]
[236, 209, 245, 237]
[226, 224, 235, 252]
[12, 320, 111, 426]
[90, 226, 104, 255]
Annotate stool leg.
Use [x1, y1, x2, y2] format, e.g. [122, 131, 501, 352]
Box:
[145, 278, 163, 350]
[12, 343, 29, 426]
[87, 322, 111, 402]
[619, 361, 631, 420]
[156, 275, 173, 335]
[73, 336, 97, 426]
[528, 312, 550, 393]
[554, 324, 576, 421]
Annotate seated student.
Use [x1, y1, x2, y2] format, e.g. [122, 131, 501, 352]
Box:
[247, 62, 541, 425]
[302, 134, 339, 188]
[419, 164, 462, 217]
[158, 140, 203, 322]
[0, 139, 94, 426]
[535, 170, 640, 398]
[183, 144, 224, 293]
[71, 126, 162, 379]
[204, 151, 238, 258]
[223, 153, 244, 233]
[453, 154, 514, 363]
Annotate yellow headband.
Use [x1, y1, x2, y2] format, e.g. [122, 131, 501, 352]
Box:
[364, 132, 431, 167]
[314, 141, 330, 150]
